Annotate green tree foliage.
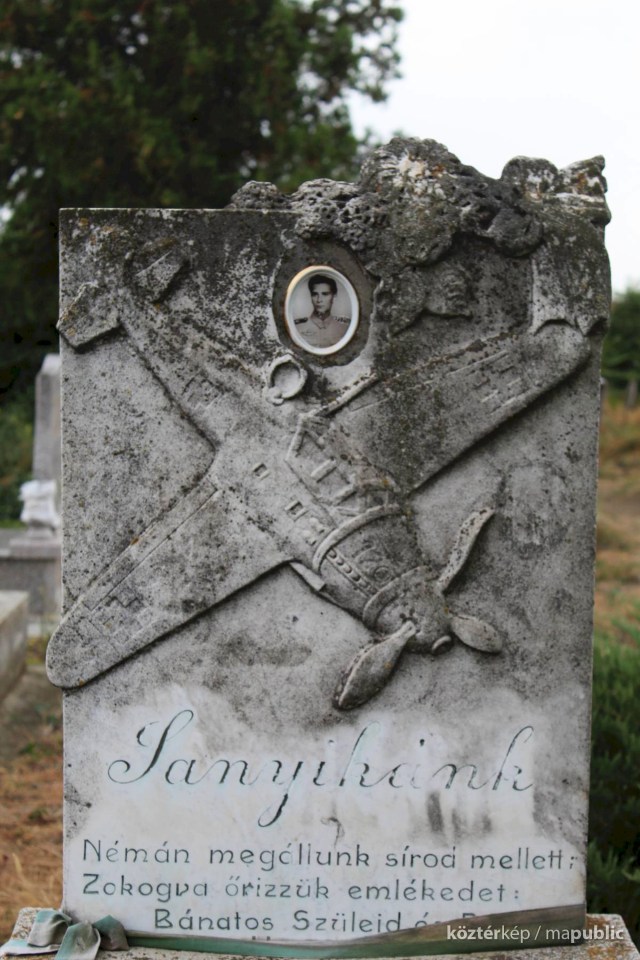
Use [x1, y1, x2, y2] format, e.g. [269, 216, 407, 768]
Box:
[0, 388, 33, 521]
[0, 0, 402, 396]
[602, 289, 640, 403]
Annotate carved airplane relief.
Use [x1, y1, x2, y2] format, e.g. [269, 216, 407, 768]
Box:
[48, 141, 610, 708]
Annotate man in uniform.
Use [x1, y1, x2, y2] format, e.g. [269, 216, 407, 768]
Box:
[294, 274, 350, 348]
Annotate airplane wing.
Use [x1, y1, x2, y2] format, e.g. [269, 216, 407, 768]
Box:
[329, 323, 591, 494]
[47, 463, 291, 688]
[52, 241, 327, 689]
[50, 220, 595, 692]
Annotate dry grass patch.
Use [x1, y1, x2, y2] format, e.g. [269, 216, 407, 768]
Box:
[595, 401, 640, 645]
[599, 402, 640, 475]
[0, 643, 63, 940]
[0, 741, 63, 939]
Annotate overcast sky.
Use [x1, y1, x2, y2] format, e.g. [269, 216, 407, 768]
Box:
[348, 0, 638, 295]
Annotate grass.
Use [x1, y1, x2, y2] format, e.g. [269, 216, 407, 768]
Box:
[588, 635, 640, 943]
[589, 398, 640, 945]
[594, 399, 640, 645]
[598, 400, 640, 477]
[0, 699, 62, 936]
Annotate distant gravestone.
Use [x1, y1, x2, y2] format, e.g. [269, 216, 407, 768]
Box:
[0, 591, 28, 701]
[33, 354, 62, 504]
[18, 352, 62, 534]
[3, 354, 62, 624]
[47, 139, 610, 951]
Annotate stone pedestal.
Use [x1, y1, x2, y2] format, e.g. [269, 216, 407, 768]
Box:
[0, 353, 62, 631]
[0, 532, 61, 630]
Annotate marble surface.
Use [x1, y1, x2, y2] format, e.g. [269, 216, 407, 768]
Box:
[47, 139, 610, 944]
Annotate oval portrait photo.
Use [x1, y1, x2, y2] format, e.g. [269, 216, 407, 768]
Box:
[284, 265, 359, 356]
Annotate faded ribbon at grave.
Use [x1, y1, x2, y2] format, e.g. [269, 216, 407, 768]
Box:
[0, 911, 128, 960]
[1, 904, 585, 958]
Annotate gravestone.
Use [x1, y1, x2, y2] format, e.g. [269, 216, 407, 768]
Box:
[0, 591, 28, 701]
[33, 353, 62, 508]
[47, 138, 610, 952]
[1, 354, 62, 627]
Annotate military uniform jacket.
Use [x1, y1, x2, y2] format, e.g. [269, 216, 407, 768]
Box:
[294, 313, 350, 348]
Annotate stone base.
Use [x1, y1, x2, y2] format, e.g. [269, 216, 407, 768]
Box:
[7, 909, 639, 959]
[0, 531, 61, 621]
[8, 533, 61, 561]
[0, 592, 27, 701]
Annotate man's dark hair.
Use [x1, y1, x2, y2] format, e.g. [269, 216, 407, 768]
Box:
[308, 274, 337, 295]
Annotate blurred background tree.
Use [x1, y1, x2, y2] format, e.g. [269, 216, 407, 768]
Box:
[602, 288, 640, 407]
[0, 0, 402, 399]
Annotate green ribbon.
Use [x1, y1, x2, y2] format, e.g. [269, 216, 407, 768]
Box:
[0, 911, 128, 960]
[1, 904, 585, 959]
[129, 904, 586, 957]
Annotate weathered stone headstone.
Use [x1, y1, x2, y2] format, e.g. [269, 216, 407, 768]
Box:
[33, 353, 62, 506]
[16, 352, 62, 532]
[47, 139, 610, 952]
[0, 591, 28, 701]
[1, 354, 62, 627]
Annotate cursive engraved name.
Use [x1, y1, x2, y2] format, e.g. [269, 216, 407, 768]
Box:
[107, 712, 533, 827]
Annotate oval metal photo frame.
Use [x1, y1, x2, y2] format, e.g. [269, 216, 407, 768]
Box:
[284, 265, 360, 357]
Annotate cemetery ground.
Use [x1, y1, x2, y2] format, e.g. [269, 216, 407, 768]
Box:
[0, 400, 638, 944]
